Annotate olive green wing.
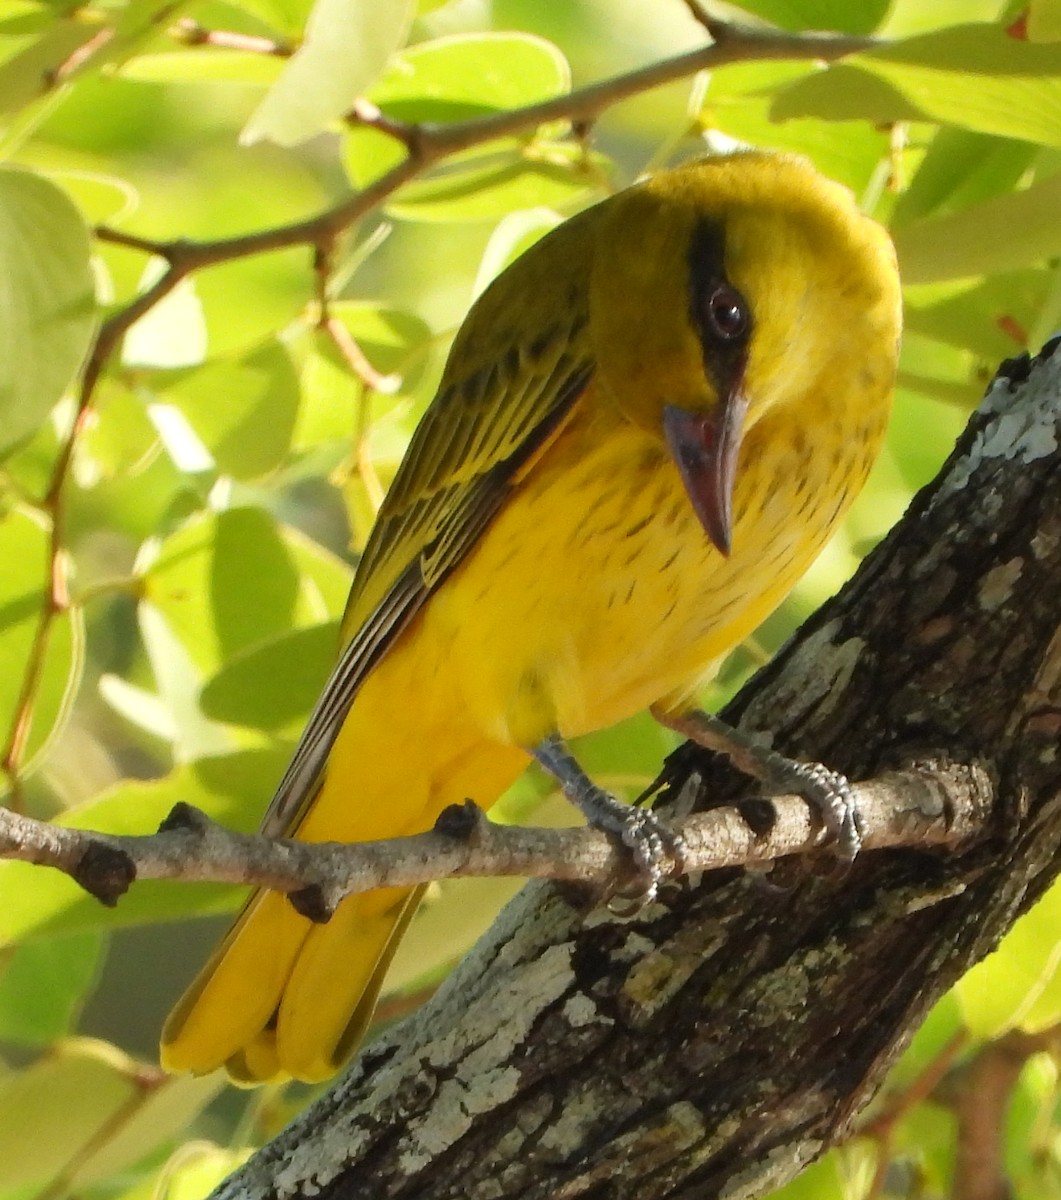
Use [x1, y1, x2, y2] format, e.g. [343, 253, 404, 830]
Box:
[261, 309, 594, 836]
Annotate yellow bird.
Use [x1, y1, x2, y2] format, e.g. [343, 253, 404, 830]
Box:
[161, 151, 901, 1083]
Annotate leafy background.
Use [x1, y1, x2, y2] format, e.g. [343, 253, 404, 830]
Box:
[0, 0, 1059, 1196]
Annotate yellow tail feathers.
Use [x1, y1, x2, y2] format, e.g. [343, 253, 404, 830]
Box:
[161, 885, 423, 1082]
[162, 641, 530, 1082]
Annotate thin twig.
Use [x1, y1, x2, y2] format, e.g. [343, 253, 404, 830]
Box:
[324, 316, 401, 394]
[171, 18, 293, 56]
[952, 1031, 1056, 1200]
[860, 1030, 969, 1197]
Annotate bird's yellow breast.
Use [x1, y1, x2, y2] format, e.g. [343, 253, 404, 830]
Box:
[420, 367, 888, 750]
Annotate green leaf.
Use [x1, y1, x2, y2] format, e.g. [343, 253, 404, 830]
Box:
[471, 206, 561, 298]
[136, 1144, 251, 1200]
[200, 620, 339, 730]
[1029, 0, 1061, 40]
[891, 1099, 958, 1192]
[242, 0, 415, 147]
[763, 1150, 846, 1199]
[956, 875, 1061, 1038]
[47, 168, 138, 226]
[1005, 1052, 1057, 1186]
[0, 931, 103, 1044]
[772, 25, 1061, 147]
[904, 272, 1050, 360]
[0, 167, 96, 457]
[886, 991, 965, 1090]
[344, 31, 572, 188]
[142, 506, 347, 675]
[0, 1040, 223, 1193]
[697, 62, 890, 194]
[122, 260, 208, 369]
[120, 48, 286, 85]
[891, 128, 1039, 227]
[0, 508, 84, 781]
[727, 0, 889, 34]
[155, 338, 301, 480]
[138, 601, 239, 761]
[221, 0, 314, 39]
[0, 18, 102, 116]
[894, 169, 1061, 282]
[69, 1070, 225, 1186]
[79, 378, 161, 482]
[385, 147, 604, 223]
[0, 750, 289, 947]
[0, 1040, 138, 1192]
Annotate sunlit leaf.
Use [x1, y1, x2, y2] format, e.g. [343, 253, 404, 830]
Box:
[0, 1039, 223, 1193]
[1029, 0, 1061, 41]
[891, 128, 1039, 227]
[344, 31, 572, 188]
[0, 17, 102, 116]
[0, 931, 103, 1043]
[0, 750, 289, 946]
[154, 338, 301, 479]
[141, 506, 348, 675]
[956, 876, 1061, 1038]
[122, 260, 208, 369]
[242, 0, 415, 146]
[772, 25, 1061, 147]
[472, 206, 561, 298]
[0, 167, 96, 456]
[0, 1040, 139, 1192]
[726, 0, 889, 34]
[385, 148, 604, 222]
[895, 170, 1061, 282]
[0, 508, 84, 784]
[121, 49, 286, 85]
[200, 620, 338, 730]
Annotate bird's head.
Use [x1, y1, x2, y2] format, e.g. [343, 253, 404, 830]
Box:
[588, 151, 901, 556]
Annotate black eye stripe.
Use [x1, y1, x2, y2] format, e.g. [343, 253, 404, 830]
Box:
[687, 218, 752, 396]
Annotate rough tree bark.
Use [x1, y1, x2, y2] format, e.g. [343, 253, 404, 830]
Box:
[212, 342, 1061, 1200]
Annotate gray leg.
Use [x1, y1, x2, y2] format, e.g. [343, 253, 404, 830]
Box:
[651, 706, 861, 860]
[532, 733, 685, 907]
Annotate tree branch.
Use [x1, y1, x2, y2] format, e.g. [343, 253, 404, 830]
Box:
[92, 20, 880, 274]
[0, 762, 991, 908]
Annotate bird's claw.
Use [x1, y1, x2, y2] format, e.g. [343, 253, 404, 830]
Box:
[770, 760, 862, 860]
[588, 795, 685, 916]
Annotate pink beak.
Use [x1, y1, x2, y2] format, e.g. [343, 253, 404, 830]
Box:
[662, 394, 749, 557]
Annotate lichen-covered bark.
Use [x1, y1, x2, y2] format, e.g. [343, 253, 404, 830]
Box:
[215, 346, 1061, 1200]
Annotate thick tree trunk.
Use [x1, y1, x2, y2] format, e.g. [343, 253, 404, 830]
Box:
[214, 344, 1061, 1200]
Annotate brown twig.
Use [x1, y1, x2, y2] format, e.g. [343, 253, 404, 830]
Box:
[679, 0, 727, 39]
[860, 1030, 969, 1197]
[171, 18, 293, 56]
[951, 1030, 1058, 1200]
[0, 762, 992, 910]
[323, 316, 401, 395]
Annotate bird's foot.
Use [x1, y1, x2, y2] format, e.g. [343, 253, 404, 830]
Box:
[531, 733, 684, 913]
[578, 786, 686, 914]
[762, 758, 862, 861]
[650, 708, 862, 861]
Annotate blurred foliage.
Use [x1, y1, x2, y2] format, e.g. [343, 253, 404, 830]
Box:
[0, 0, 1059, 1196]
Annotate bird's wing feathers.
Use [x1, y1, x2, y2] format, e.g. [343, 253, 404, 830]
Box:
[261, 317, 593, 836]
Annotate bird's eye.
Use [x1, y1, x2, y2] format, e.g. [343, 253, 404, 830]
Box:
[705, 285, 749, 342]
